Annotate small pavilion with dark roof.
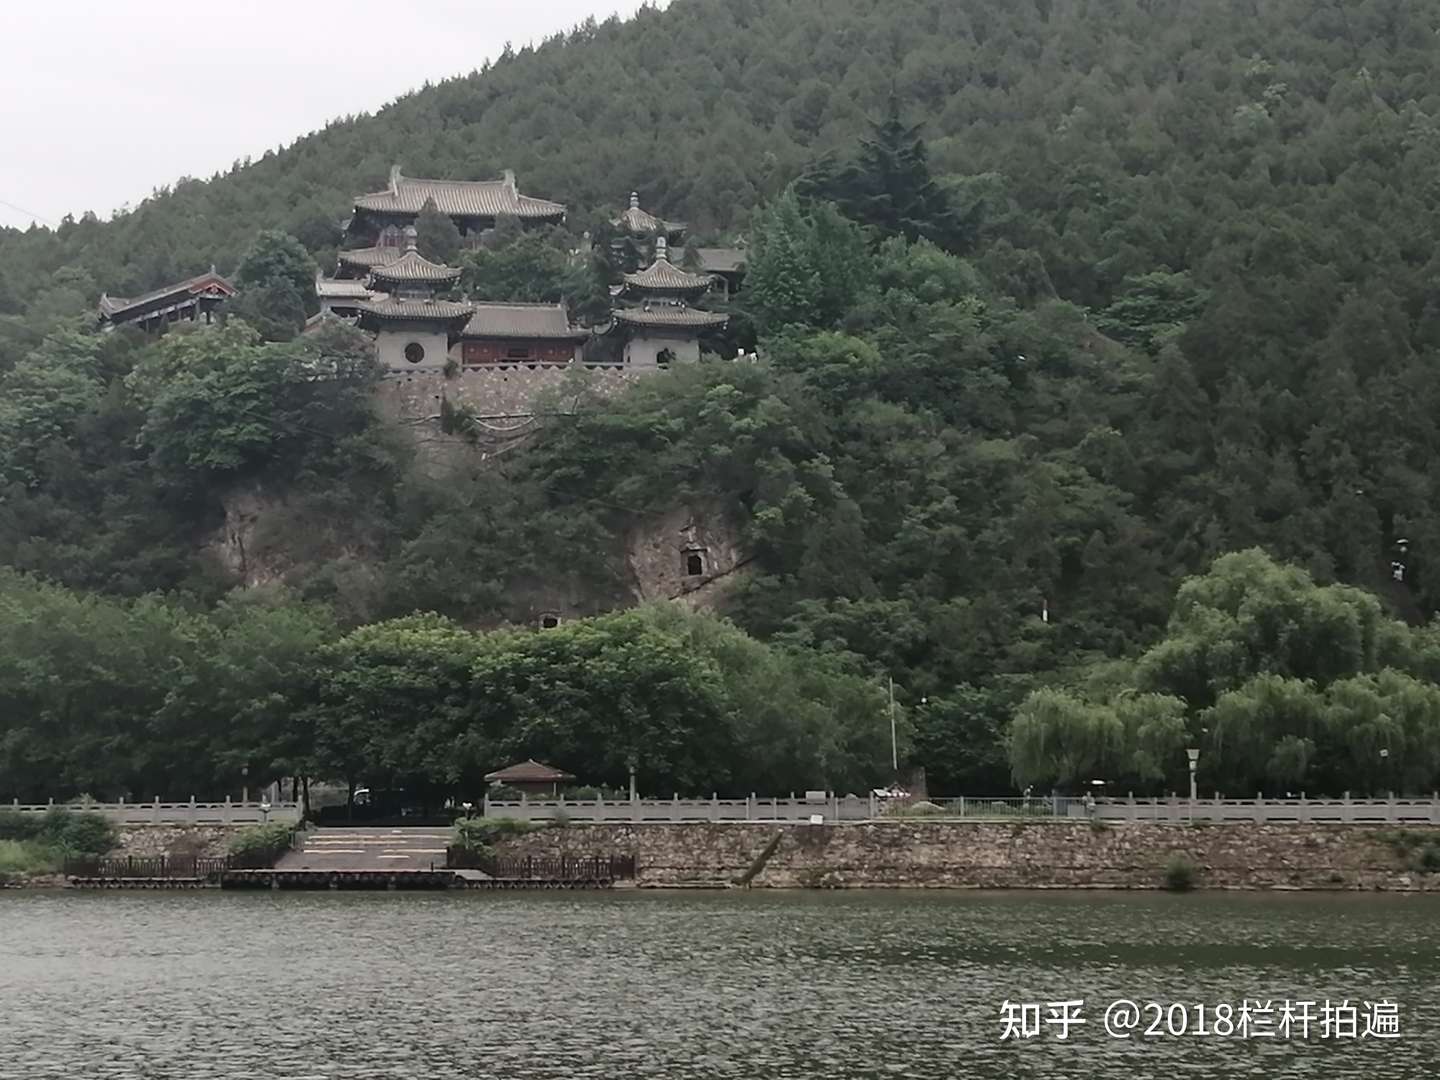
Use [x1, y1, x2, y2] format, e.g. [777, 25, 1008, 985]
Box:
[484, 759, 576, 796]
[355, 226, 473, 371]
[605, 236, 728, 368]
[612, 191, 686, 245]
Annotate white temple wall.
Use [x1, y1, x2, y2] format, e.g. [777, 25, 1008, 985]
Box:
[623, 332, 700, 368]
[376, 326, 451, 373]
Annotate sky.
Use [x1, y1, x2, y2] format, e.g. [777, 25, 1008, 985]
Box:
[0, 1, 662, 229]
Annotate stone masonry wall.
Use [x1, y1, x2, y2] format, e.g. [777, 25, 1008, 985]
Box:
[498, 821, 1440, 891]
[115, 825, 247, 859]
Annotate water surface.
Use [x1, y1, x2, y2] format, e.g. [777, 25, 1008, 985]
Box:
[2, 889, 1436, 1079]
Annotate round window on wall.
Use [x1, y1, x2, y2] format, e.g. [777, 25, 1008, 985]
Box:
[404, 342, 425, 364]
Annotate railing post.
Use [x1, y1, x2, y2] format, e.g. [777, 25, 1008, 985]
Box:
[959, 795, 966, 819]
[223, 795, 232, 824]
[189, 795, 197, 824]
[869, 791, 877, 819]
[1254, 792, 1263, 824]
[711, 793, 719, 821]
[1433, 792, 1439, 826]
[747, 793, 754, 821]
[1344, 791, 1353, 823]
[483, 790, 490, 817]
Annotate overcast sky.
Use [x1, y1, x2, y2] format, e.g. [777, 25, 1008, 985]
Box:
[0, 1, 663, 229]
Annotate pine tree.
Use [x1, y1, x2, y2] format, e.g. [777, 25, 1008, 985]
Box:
[800, 95, 969, 251]
[414, 197, 462, 264]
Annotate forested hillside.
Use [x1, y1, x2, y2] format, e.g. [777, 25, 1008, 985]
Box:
[6, 0, 1440, 802]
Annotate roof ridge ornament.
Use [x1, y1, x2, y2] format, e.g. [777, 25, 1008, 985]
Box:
[630, 191, 640, 209]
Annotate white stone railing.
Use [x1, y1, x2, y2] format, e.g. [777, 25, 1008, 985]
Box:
[481, 793, 1440, 825]
[6, 798, 302, 826]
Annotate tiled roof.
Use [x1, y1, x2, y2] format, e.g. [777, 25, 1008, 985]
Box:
[613, 307, 729, 329]
[316, 278, 378, 300]
[612, 192, 684, 235]
[98, 270, 236, 318]
[355, 168, 566, 220]
[691, 247, 748, 274]
[357, 298, 474, 323]
[337, 246, 402, 271]
[463, 302, 588, 340]
[483, 759, 576, 782]
[623, 256, 714, 293]
[368, 249, 462, 287]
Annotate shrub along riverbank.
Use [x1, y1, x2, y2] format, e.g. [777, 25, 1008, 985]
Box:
[0, 810, 117, 883]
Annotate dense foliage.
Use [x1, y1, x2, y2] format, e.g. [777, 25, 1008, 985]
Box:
[5, 0, 1440, 798]
[0, 809, 118, 881]
[0, 569, 895, 802]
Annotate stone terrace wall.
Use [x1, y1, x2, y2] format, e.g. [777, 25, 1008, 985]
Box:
[499, 820, 1440, 891]
[115, 825, 247, 859]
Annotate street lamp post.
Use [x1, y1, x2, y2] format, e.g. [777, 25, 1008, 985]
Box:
[888, 677, 898, 774]
[1380, 747, 1391, 800]
[1185, 748, 1200, 821]
[241, 764, 249, 805]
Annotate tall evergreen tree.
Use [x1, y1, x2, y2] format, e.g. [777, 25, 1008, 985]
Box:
[799, 94, 969, 251]
[414, 197, 462, 264]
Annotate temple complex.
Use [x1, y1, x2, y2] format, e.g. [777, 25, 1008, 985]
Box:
[604, 236, 728, 367]
[98, 269, 236, 332]
[345, 165, 565, 254]
[99, 170, 732, 425]
[355, 228, 471, 372]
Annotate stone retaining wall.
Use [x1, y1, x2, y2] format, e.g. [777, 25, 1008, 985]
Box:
[497, 821, 1440, 891]
[115, 825, 246, 859]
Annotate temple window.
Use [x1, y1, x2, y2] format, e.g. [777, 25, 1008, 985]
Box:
[685, 550, 706, 577]
[539, 613, 561, 630]
[506, 345, 533, 360]
[404, 342, 425, 364]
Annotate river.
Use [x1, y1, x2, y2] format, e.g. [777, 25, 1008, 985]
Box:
[1, 889, 1436, 1079]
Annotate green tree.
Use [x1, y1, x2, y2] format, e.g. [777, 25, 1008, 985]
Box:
[742, 188, 873, 333]
[799, 94, 969, 250]
[414, 197, 462, 263]
[235, 230, 318, 318]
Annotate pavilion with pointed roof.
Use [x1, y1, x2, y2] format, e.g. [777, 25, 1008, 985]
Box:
[604, 236, 728, 368]
[612, 191, 686, 244]
[619, 236, 715, 300]
[356, 226, 474, 371]
[483, 759, 576, 796]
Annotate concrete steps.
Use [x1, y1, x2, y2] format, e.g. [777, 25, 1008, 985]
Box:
[276, 827, 451, 872]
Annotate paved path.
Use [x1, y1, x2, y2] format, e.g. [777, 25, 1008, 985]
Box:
[275, 828, 452, 872]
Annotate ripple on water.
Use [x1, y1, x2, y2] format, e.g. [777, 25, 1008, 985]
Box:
[0, 890, 1437, 1080]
